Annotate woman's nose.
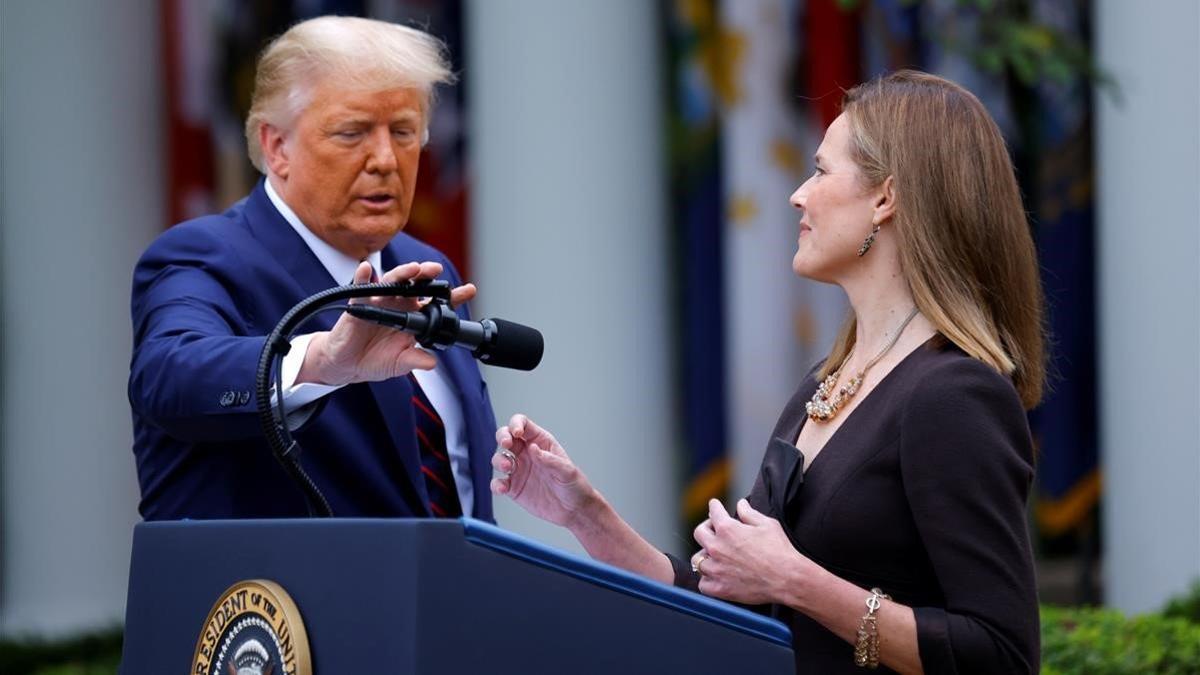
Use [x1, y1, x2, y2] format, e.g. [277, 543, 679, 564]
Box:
[789, 184, 807, 210]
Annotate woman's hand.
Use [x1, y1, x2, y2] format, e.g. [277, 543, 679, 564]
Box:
[691, 498, 815, 605]
[299, 261, 477, 386]
[491, 414, 597, 528]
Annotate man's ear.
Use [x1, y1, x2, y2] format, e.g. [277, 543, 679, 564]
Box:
[259, 123, 290, 179]
[872, 175, 897, 225]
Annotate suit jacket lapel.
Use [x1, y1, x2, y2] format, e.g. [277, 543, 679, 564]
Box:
[242, 182, 341, 330]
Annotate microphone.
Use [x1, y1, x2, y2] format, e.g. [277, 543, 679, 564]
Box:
[346, 301, 544, 371]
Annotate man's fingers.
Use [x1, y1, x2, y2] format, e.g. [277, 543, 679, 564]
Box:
[404, 348, 437, 372]
[450, 283, 477, 308]
[346, 262, 375, 306]
[353, 261, 374, 284]
[380, 261, 420, 284]
[378, 260, 443, 285]
[415, 261, 443, 279]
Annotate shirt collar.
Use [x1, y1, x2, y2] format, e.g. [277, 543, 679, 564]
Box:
[264, 176, 383, 283]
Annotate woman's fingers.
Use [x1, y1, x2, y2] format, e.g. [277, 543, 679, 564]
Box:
[529, 443, 574, 480]
[707, 498, 737, 532]
[693, 519, 716, 549]
[490, 476, 510, 495]
[736, 498, 769, 525]
[510, 416, 561, 455]
[491, 449, 515, 474]
[507, 414, 529, 439]
[495, 424, 516, 449]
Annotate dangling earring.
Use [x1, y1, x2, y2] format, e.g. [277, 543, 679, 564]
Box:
[857, 224, 881, 257]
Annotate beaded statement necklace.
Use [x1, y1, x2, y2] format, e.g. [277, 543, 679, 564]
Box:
[806, 307, 920, 422]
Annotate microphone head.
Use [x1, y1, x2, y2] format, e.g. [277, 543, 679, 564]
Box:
[479, 318, 544, 371]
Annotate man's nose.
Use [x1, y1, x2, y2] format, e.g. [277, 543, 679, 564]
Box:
[364, 128, 399, 174]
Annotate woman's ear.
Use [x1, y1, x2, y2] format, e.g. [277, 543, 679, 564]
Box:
[259, 123, 290, 179]
[873, 175, 897, 225]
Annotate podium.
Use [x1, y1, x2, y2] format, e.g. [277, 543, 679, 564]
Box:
[121, 518, 794, 673]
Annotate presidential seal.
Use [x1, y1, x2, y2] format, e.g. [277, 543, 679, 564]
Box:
[191, 579, 311, 675]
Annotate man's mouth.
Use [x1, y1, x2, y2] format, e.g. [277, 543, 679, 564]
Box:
[359, 194, 396, 210]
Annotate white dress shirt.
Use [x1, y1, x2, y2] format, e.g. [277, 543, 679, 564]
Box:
[265, 178, 474, 515]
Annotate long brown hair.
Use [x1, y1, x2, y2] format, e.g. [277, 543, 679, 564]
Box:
[818, 70, 1046, 409]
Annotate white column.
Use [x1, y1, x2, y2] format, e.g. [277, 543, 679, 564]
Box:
[1095, 0, 1200, 613]
[0, 0, 162, 634]
[467, 0, 678, 554]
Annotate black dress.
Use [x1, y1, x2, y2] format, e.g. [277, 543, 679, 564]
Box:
[672, 336, 1040, 674]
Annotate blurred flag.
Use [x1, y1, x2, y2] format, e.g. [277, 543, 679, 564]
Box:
[667, 0, 730, 526]
[1026, 0, 1099, 537]
[722, 0, 848, 500]
[162, 0, 218, 223]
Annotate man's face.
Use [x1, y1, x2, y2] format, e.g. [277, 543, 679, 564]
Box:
[265, 79, 424, 259]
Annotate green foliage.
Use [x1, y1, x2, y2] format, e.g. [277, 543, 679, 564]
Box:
[834, 0, 1112, 92]
[1041, 605, 1200, 675]
[0, 629, 122, 675]
[1162, 580, 1200, 625]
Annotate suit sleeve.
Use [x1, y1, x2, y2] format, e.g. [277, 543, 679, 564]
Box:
[899, 359, 1040, 674]
[128, 225, 271, 442]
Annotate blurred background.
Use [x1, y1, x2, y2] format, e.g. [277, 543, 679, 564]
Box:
[0, 0, 1197, 666]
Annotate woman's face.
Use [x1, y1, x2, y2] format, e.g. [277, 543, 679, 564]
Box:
[789, 113, 881, 283]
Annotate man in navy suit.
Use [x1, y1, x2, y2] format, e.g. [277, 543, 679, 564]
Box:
[129, 16, 497, 522]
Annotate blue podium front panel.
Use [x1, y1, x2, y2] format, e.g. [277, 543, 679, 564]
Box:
[121, 518, 794, 674]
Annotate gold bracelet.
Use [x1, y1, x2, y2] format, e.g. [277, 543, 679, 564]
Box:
[853, 587, 890, 668]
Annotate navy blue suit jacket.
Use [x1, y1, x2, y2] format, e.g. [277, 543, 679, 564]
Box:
[129, 182, 497, 522]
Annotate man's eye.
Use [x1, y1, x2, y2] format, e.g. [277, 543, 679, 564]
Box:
[334, 130, 362, 140]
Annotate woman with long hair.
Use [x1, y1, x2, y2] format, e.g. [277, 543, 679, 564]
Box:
[492, 70, 1043, 674]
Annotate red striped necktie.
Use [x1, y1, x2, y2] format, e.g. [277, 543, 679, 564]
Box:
[408, 373, 463, 518]
[360, 264, 462, 517]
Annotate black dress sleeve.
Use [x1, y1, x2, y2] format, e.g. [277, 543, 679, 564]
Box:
[898, 358, 1040, 674]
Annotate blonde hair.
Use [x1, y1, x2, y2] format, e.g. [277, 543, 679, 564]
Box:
[244, 15, 455, 172]
[819, 70, 1046, 409]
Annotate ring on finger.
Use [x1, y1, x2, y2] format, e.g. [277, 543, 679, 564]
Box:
[499, 449, 519, 473]
[691, 553, 709, 575]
